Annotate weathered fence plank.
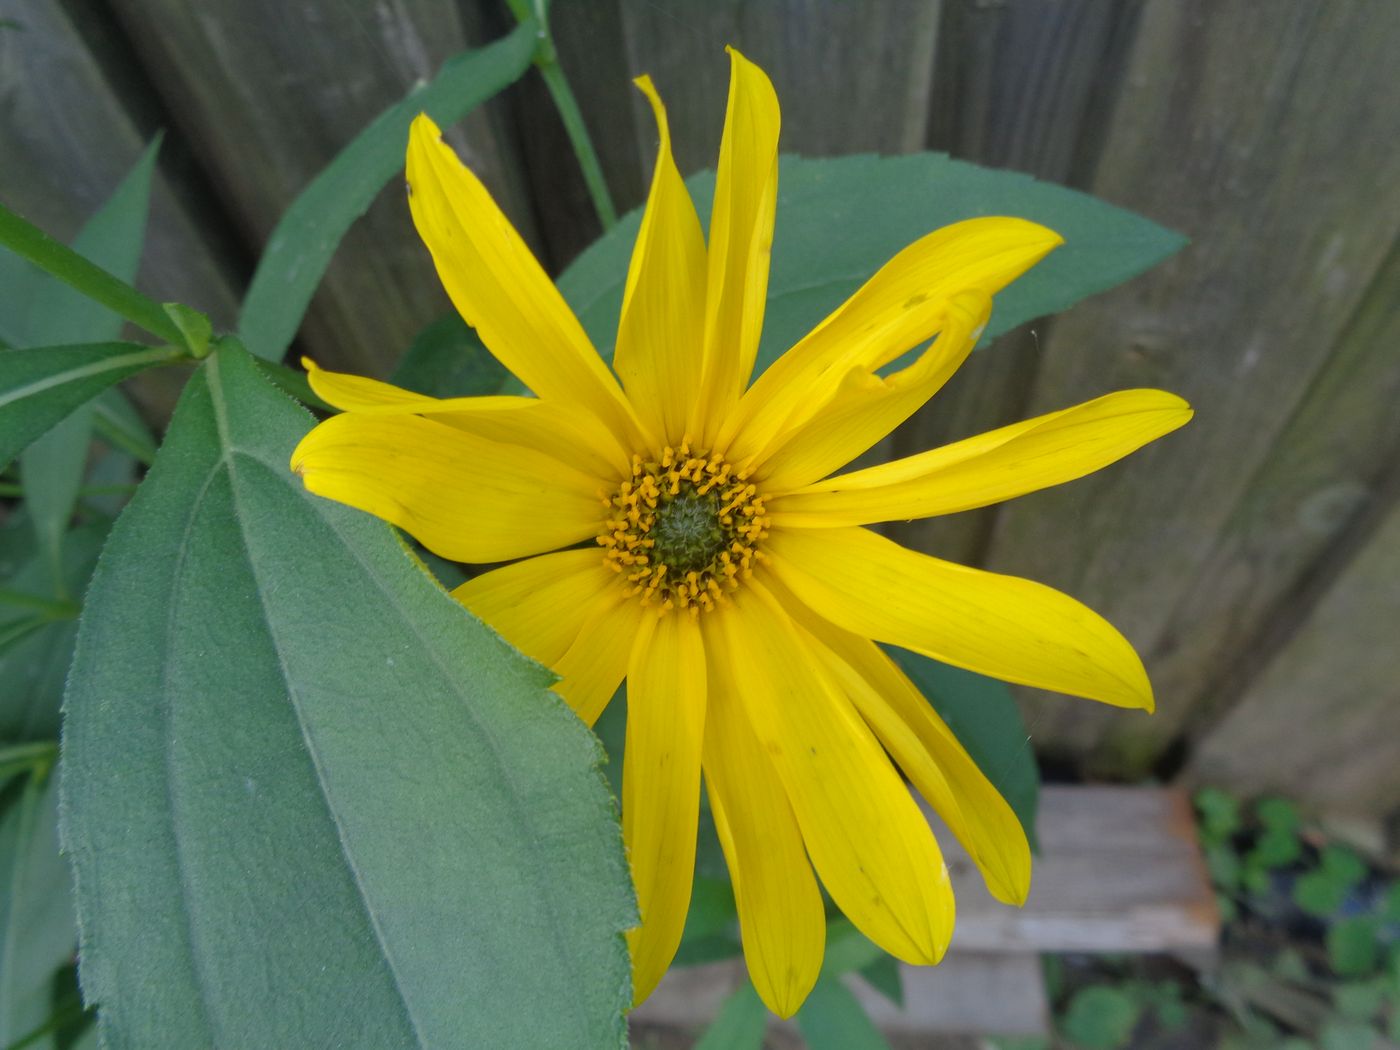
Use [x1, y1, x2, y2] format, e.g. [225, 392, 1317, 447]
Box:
[892, 0, 1146, 566]
[979, 0, 1400, 772]
[1186, 491, 1400, 816]
[107, 0, 534, 376]
[1115, 238, 1400, 769]
[0, 1, 241, 416]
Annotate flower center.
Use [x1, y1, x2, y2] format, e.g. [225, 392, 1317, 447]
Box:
[598, 444, 768, 613]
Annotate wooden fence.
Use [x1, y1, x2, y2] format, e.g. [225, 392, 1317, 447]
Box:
[4, 0, 1399, 823]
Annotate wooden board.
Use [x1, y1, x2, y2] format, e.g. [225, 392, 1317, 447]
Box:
[107, 0, 534, 376]
[977, 0, 1400, 771]
[891, 0, 1146, 566]
[1186, 494, 1400, 816]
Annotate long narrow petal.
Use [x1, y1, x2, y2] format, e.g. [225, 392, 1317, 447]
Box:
[769, 389, 1193, 524]
[691, 47, 780, 445]
[701, 612, 823, 1018]
[717, 218, 1061, 464]
[624, 612, 707, 1006]
[406, 114, 643, 450]
[720, 583, 954, 965]
[452, 550, 618, 667]
[303, 358, 631, 480]
[788, 600, 1031, 906]
[613, 78, 708, 447]
[754, 292, 989, 491]
[553, 596, 643, 727]
[292, 413, 605, 563]
[767, 526, 1153, 710]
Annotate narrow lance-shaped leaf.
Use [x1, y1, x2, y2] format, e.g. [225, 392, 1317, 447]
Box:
[237, 21, 539, 362]
[18, 138, 162, 591]
[557, 153, 1186, 378]
[0, 769, 75, 1050]
[61, 343, 635, 1050]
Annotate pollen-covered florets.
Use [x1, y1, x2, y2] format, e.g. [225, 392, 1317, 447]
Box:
[597, 443, 769, 613]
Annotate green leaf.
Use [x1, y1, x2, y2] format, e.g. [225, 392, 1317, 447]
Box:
[0, 521, 107, 744]
[1333, 979, 1386, 1020]
[1, 343, 180, 470]
[237, 23, 539, 362]
[796, 976, 892, 1050]
[693, 982, 767, 1050]
[1255, 797, 1300, 832]
[1194, 787, 1242, 843]
[162, 303, 212, 358]
[558, 153, 1185, 382]
[1320, 1020, 1376, 1050]
[91, 387, 157, 465]
[18, 139, 161, 590]
[1328, 918, 1381, 977]
[858, 952, 903, 1009]
[0, 770, 76, 1049]
[1320, 845, 1367, 888]
[61, 345, 635, 1049]
[1206, 842, 1242, 892]
[1247, 826, 1302, 871]
[1294, 870, 1349, 917]
[390, 315, 511, 398]
[821, 918, 884, 978]
[1381, 880, 1400, 923]
[884, 647, 1040, 850]
[1059, 986, 1141, 1049]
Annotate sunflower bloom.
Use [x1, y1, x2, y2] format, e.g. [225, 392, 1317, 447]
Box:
[290, 49, 1191, 1017]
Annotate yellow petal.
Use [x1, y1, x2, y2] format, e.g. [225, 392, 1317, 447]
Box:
[613, 78, 708, 448]
[754, 291, 990, 491]
[553, 596, 643, 727]
[767, 526, 1153, 710]
[405, 114, 643, 450]
[719, 583, 954, 965]
[717, 217, 1062, 464]
[701, 612, 823, 1018]
[292, 412, 604, 563]
[624, 611, 707, 1006]
[690, 47, 780, 446]
[770, 389, 1193, 524]
[303, 358, 630, 480]
[791, 603, 1031, 906]
[452, 549, 617, 667]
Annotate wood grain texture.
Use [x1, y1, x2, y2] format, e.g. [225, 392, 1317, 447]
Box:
[893, 0, 1145, 565]
[107, 0, 533, 376]
[0, 1, 240, 418]
[979, 0, 1400, 767]
[1186, 492, 1400, 816]
[1109, 237, 1400, 769]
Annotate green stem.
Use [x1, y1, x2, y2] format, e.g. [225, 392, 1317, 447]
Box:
[1, 993, 88, 1050]
[0, 201, 187, 347]
[506, 3, 617, 230]
[0, 740, 59, 773]
[0, 586, 80, 620]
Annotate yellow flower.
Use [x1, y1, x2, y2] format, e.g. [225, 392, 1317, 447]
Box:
[291, 49, 1191, 1017]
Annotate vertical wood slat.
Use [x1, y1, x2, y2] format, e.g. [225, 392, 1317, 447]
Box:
[0, 1, 242, 417]
[1115, 238, 1400, 768]
[978, 0, 1400, 770]
[1185, 487, 1400, 816]
[106, 0, 535, 377]
[891, 0, 1146, 566]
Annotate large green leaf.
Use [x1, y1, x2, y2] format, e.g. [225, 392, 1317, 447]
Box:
[390, 315, 510, 398]
[886, 647, 1040, 851]
[693, 982, 767, 1050]
[237, 22, 539, 362]
[18, 139, 159, 590]
[0, 769, 73, 1050]
[0, 343, 180, 471]
[60, 345, 634, 1049]
[557, 153, 1184, 378]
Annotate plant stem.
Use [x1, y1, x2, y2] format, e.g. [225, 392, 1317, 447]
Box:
[0, 201, 187, 347]
[0, 586, 81, 620]
[505, 2, 618, 230]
